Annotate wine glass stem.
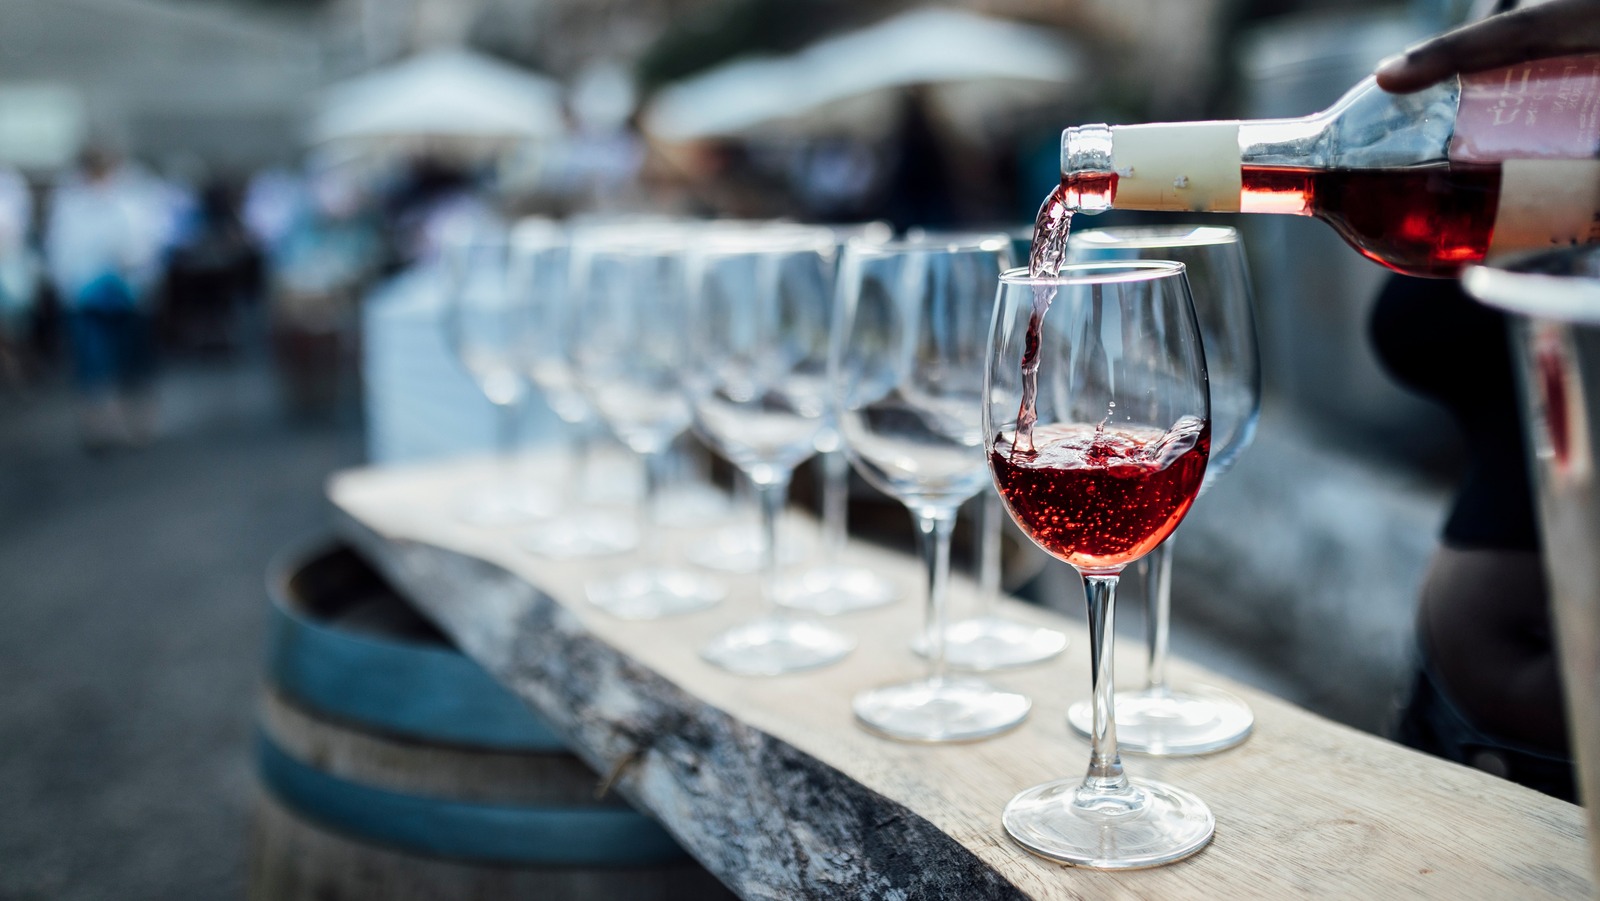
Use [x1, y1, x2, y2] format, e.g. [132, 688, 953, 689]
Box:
[1144, 540, 1174, 695]
[916, 508, 957, 685]
[754, 466, 792, 613]
[1083, 574, 1129, 790]
[977, 489, 1004, 619]
[820, 447, 850, 566]
[638, 448, 668, 566]
[562, 418, 592, 509]
[734, 470, 758, 531]
[495, 400, 521, 485]
[497, 399, 520, 455]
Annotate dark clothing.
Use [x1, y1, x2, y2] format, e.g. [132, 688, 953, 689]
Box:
[1370, 276, 1538, 551]
[1373, 274, 1572, 797]
[1396, 651, 1576, 802]
[68, 308, 155, 395]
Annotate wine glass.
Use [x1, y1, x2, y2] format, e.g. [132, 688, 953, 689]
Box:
[772, 220, 901, 615]
[690, 226, 856, 674]
[568, 230, 725, 618]
[1063, 225, 1260, 755]
[439, 220, 557, 526]
[833, 235, 1030, 742]
[509, 218, 638, 558]
[988, 261, 1213, 868]
[901, 229, 1067, 668]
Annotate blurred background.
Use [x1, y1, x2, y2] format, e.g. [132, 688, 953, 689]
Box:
[1, 0, 1477, 897]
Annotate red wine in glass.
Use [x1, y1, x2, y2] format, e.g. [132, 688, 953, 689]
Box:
[991, 418, 1209, 573]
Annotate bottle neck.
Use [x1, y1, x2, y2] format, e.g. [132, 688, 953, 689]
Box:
[1238, 115, 1330, 167]
[1061, 74, 1462, 215]
[1062, 121, 1244, 213]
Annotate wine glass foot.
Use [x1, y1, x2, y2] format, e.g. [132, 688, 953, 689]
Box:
[688, 526, 811, 574]
[654, 483, 733, 529]
[455, 486, 558, 527]
[910, 616, 1068, 670]
[853, 677, 1030, 742]
[1003, 776, 1214, 869]
[772, 564, 900, 614]
[700, 618, 854, 675]
[519, 512, 638, 559]
[586, 567, 724, 620]
[1066, 684, 1253, 756]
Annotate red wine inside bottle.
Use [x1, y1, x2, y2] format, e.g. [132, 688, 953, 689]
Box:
[1241, 163, 1502, 277]
[1052, 162, 1502, 277]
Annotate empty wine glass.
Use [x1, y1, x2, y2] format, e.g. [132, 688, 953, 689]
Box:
[690, 227, 856, 674]
[988, 261, 1213, 868]
[439, 220, 557, 526]
[569, 229, 724, 618]
[773, 221, 901, 615]
[509, 218, 637, 558]
[1063, 225, 1260, 755]
[833, 235, 1030, 742]
[898, 229, 1065, 668]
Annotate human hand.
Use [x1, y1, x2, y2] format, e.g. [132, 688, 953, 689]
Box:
[1375, 0, 1600, 93]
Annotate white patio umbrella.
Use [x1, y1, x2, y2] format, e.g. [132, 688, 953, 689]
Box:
[644, 8, 1082, 141]
[310, 48, 566, 150]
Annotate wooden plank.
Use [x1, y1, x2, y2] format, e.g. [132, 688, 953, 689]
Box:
[329, 456, 1593, 900]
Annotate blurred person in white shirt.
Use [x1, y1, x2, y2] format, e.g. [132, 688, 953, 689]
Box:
[45, 146, 165, 451]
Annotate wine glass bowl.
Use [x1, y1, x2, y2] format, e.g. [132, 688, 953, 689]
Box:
[986, 261, 1214, 868]
[1063, 224, 1261, 755]
[834, 235, 1031, 742]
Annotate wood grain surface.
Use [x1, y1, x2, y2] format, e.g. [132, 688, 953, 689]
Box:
[329, 456, 1593, 900]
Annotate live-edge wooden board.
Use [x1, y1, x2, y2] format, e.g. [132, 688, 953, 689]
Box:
[329, 457, 1592, 900]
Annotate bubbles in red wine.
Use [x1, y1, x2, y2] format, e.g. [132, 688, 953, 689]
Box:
[991, 417, 1209, 573]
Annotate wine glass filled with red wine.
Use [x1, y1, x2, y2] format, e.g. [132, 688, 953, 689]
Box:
[1063, 225, 1260, 756]
[987, 261, 1214, 868]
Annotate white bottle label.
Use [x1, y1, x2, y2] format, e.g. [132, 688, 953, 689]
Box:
[1487, 160, 1600, 260]
[1110, 121, 1242, 212]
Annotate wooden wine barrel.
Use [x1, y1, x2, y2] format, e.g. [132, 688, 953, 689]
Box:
[249, 540, 732, 901]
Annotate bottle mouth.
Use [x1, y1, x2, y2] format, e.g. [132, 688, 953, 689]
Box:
[1061, 124, 1113, 171]
[1059, 124, 1115, 213]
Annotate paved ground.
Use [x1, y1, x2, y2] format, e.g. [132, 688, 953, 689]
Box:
[0, 355, 362, 901]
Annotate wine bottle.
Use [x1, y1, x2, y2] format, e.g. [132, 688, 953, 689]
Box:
[1057, 54, 1600, 277]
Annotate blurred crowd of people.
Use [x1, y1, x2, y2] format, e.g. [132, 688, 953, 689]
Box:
[0, 74, 1031, 454]
[0, 146, 537, 450]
